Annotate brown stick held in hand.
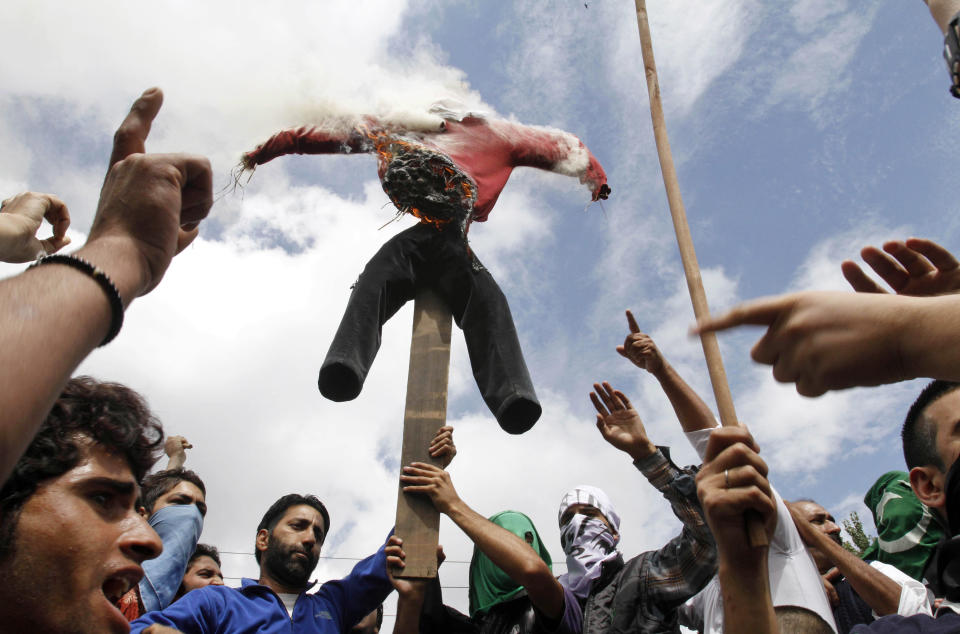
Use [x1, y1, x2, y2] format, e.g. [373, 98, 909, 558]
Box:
[633, 0, 767, 547]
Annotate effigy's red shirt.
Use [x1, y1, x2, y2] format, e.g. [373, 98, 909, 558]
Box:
[243, 115, 608, 226]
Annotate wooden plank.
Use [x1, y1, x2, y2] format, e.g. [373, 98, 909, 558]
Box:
[392, 285, 452, 578]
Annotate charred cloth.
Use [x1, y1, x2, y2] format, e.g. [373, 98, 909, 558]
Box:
[379, 142, 478, 232]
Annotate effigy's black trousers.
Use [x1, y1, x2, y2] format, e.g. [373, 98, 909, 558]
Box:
[318, 222, 541, 434]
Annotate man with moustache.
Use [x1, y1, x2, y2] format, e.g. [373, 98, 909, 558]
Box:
[130, 493, 406, 633]
[787, 499, 931, 633]
[130, 427, 455, 632]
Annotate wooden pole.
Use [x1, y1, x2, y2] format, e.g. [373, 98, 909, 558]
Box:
[392, 285, 453, 578]
[633, 0, 766, 546]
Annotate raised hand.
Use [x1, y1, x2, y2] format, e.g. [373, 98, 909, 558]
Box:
[164, 435, 192, 457]
[616, 310, 664, 373]
[86, 88, 213, 300]
[0, 192, 70, 262]
[163, 435, 192, 470]
[590, 381, 656, 460]
[841, 238, 960, 297]
[429, 425, 457, 468]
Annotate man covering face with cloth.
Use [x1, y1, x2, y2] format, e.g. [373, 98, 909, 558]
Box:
[555, 381, 718, 634]
[558, 486, 622, 602]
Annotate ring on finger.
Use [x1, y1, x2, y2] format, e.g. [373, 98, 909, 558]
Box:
[724, 468, 730, 489]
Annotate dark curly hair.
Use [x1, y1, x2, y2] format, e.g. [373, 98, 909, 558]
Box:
[189, 543, 221, 568]
[254, 493, 330, 563]
[141, 468, 206, 515]
[0, 376, 164, 560]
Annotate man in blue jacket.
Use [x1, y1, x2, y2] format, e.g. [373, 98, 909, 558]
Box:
[131, 493, 406, 633]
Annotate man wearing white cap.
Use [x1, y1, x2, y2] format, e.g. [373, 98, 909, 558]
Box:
[557, 381, 718, 633]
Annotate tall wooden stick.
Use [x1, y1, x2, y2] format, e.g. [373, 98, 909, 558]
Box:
[633, 0, 766, 546]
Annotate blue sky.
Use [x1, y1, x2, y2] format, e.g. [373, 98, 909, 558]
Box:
[1, 0, 955, 625]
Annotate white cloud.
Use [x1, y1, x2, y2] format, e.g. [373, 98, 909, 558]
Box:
[767, 5, 881, 123]
[789, 0, 850, 35]
[643, 0, 764, 118]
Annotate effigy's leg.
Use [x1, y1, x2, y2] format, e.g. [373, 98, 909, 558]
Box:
[430, 234, 541, 434]
[318, 224, 432, 401]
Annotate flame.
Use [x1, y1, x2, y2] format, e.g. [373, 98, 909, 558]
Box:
[360, 122, 455, 229]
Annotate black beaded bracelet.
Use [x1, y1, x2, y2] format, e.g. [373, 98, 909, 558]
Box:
[30, 254, 124, 346]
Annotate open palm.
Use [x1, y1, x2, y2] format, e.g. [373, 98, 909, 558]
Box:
[842, 238, 960, 297]
[590, 381, 654, 459]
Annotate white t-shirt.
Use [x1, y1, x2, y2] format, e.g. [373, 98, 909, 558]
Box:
[278, 592, 298, 617]
[680, 427, 838, 633]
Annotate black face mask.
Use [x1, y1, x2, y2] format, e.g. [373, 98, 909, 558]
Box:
[935, 458, 960, 601]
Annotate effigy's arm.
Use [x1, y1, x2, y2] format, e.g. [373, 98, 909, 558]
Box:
[241, 124, 373, 170]
[504, 122, 610, 200]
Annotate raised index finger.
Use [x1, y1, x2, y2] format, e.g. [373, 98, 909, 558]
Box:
[110, 87, 164, 167]
[625, 310, 640, 334]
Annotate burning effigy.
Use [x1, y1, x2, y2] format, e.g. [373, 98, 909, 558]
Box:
[241, 101, 609, 434]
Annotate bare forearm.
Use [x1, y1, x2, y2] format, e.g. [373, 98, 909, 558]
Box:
[0, 237, 149, 483]
[166, 454, 186, 471]
[651, 362, 718, 432]
[392, 587, 427, 634]
[927, 0, 960, 33]
[814, 532, 901, 615]
[444, 500, 563, 618]
[900, 295, 960, 383]
[719, 557, 778, 633]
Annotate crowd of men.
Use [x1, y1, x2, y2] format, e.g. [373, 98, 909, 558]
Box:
[4, 2, 960, 633]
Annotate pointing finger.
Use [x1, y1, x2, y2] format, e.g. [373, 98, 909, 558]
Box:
[693, 296, 792, 334]
[625, 310, 640, 334]
[110, 87, 163, 167]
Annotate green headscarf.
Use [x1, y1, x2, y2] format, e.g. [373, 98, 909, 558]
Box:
[862, 470, 945, 580]
[468, 510, 552, 617]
